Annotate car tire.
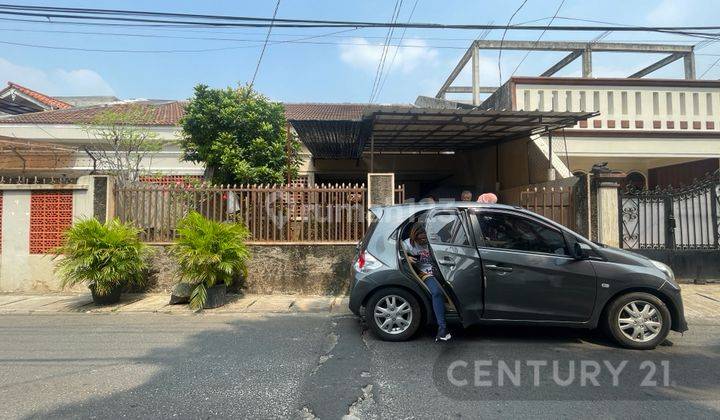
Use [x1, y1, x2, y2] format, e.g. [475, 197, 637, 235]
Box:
[366, 287, 422, 342]
[605, 292, 671, 350]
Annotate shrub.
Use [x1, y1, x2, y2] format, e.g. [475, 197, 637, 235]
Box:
[171, 212, 250, 309]
[54, 218, 149, 295]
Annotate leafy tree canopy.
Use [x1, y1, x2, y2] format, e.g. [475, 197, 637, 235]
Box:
[180, 84, 300, 185]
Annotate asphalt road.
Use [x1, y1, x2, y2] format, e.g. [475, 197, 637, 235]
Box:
[0, 313, 718, 419]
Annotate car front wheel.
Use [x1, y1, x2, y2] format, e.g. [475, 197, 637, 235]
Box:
[366, 288, 422, 341]
[605, 292, 671, 350]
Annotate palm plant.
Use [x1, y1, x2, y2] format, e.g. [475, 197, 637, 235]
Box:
[171, 212, 250, 309]
[54, 218, 149, 297]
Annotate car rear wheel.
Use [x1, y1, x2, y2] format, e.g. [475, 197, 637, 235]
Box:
[605, 292, 671, 350]
[366, 288, 422, 342]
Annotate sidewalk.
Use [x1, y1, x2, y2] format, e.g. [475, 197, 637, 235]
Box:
[1, 284, 719, 319]
[0, 292, 351, 315]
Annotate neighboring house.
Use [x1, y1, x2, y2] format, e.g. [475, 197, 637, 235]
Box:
[0, 100, 591, 200]
[482, 77, 720, 188]
[0, 82, 72, 116]
[54, 96, 120, 107]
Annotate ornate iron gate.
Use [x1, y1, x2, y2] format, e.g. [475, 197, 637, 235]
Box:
[620, 172, 720, 250]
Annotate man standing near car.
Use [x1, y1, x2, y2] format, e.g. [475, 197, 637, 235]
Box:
[402, 223, 452, 342]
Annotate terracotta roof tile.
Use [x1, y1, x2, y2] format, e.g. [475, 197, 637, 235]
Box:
[6, 82, 72, 110]
[0, 101, 413, 125]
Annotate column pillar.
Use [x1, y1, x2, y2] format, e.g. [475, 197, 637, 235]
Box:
[594, 172, 625, 248]
[471, 45, 480, 106]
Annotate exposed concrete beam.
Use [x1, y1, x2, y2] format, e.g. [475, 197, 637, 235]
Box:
[435, 44, 474, 98]
[582, 48, 592, 77]
[445, 86, 499, 94]
[472, 45, 480, 106]
[472, 40, 693, 53]
[628, 53, 685, 78]
[540, 50, 583, 77]
[684, 53, 696, 80]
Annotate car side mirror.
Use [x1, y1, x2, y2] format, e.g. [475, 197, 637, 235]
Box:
[573, 242, 591, 260]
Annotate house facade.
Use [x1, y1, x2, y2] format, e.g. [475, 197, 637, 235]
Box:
[482, 77, 720, 188]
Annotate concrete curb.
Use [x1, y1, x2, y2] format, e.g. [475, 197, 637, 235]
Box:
[3, 284, 718, 319]
[0, 293, 352, 316]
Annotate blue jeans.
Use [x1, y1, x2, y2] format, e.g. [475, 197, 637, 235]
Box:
[424, 276, 446, 331]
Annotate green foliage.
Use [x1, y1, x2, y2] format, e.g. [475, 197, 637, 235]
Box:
[180, 84, 301, 185]
[54, 219, 149, 296]
[171, 212, 251, 309]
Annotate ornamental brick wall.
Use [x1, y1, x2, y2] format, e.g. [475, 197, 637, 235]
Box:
[29, 191, 73, 254]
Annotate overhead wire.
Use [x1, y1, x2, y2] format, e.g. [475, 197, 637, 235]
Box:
[249, 0, 281, 88]
[498, 0, 529, 85]
[510, 0, 565, 77]
[375, 0, 420, 101]
[369, 0, 403, 103]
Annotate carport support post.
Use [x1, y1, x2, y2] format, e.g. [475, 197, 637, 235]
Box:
[594, 173, 625, 248]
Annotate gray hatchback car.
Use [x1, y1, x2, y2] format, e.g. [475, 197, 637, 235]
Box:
[349, 202, 688, 350]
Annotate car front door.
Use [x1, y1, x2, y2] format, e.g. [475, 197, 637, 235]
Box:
[425, 209, 484, 325]
[470, 209, 597, 322]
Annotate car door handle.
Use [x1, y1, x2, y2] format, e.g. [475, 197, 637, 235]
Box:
[485, 264, 513, 273]
[438, 256, 456, 266]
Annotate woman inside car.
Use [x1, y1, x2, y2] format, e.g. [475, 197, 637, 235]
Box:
[402, 223, 452, 342]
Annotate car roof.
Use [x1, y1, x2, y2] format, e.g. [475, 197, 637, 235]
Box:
[370, 202, 519, 214]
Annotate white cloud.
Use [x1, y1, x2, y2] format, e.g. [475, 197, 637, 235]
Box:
[0, 57, 115, 96]
[339, 37, 439, 74]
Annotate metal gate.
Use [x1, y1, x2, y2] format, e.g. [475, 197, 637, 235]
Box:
[619, 172, 720, 250]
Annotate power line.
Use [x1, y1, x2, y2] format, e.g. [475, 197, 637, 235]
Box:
[249, 0, 281, 88]
[375, 0, 420, 101]
[369, 0, 403, 103]
[510, 0, 566, 77]
[498, 0, 529, 85]
[0, 4, 718, 36]
[700, 56, 720, 78]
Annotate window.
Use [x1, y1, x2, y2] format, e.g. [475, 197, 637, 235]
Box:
[679, 92, 686, 115]
[475, 212, 569, 256]
[693, 93, 699, 116]
[621, 92, 628, 115]
[537, 91, 545, 111]
[551, 90, 558, 110]
[666, 92, 673, 114]
[607, 92, 614, 114]
[523, 90, 531, 110]
[565, 91, 572, 111]
[427, 212, 470, 246]
[653, 92, 659, 116]
[579, 91, 587, 112]
[707, 93, 713, 115]
[635, 92, 642, 115]
[593, 91, 600, 112]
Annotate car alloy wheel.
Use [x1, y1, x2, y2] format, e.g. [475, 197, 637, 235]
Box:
[617, 300, 663, 343]
[373, 295, 413, 335]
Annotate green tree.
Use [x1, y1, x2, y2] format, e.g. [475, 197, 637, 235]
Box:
[180, 84, 300, 185]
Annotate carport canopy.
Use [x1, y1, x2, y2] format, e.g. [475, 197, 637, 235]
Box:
[289, 106, 598, 159]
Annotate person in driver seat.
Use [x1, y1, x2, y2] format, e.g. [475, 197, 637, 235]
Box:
[402, 223, 452, 342]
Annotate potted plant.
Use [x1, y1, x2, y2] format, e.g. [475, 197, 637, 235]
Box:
[172, 212, 250, 310]
[54, 218, 149, 305]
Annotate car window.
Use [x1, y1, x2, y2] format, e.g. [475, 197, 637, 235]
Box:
[475, 212, 569, 256]
[426, 211, 470, 246]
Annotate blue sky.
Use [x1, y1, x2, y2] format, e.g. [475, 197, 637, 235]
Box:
[1, 0, 719, 103]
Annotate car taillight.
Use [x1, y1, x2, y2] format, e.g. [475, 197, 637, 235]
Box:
[355, 250, 381, 272]
[358, 250, 366, 270]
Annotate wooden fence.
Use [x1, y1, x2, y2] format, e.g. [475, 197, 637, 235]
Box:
[115, 183, 374, 243]
[519, 186, 577, 231]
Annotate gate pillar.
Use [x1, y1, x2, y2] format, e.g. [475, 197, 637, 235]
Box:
[594, 172, 625, 248]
